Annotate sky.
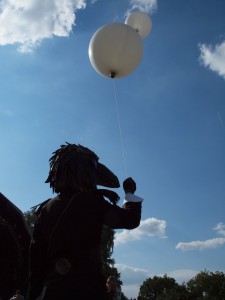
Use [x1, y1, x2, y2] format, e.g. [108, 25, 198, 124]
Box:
[0, 0, 225, 298]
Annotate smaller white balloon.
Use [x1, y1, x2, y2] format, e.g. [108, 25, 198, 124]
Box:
[125, 11, 152, 38]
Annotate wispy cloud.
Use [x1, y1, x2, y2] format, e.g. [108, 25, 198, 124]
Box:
[199, 40, 225, 80]
[116, 264, 149, 284]
[166, 269, 198, 284]
[127, 0, 157, 14]
[0, 0, 87, 53]
[213, 222, 225, 236]
[176, 237, 225, 251]
[176, 222, 225, 251]
[115, 263, 150, 298]
[115, 217, 167, 246]
[116, 264, 198, 298]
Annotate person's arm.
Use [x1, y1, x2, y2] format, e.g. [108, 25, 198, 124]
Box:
[103, 178, 143, 229]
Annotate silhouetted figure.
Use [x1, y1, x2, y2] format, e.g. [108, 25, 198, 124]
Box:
[27, 143, 143, 300]
[105, 276, 121, 300]
[0, 193, 31, 300]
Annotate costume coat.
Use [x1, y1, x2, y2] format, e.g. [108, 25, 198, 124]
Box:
[27, 190, 142, 300]
[0, 193, 31, 300]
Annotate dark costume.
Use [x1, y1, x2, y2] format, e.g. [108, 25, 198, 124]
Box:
[0, 193, 31, 300]
[27, 143, 142, 300]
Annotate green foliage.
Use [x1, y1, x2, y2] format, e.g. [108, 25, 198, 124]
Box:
[186, 269, 225, 299]
[23, 208, 37, 233]
[101, 225, 122, 284]
[101, 225, 115, 266]
[138, 274, 185, 300]
[138, 270, 225, 300]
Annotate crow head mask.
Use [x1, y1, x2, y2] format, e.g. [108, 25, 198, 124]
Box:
[45, 143, 120, 193]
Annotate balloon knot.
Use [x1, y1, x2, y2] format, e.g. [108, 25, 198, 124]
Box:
[110, 72, 116, 78]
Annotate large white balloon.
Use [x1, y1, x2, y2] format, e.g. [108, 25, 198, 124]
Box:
[125, 11, 152, 38]
[88, 23, 143, 79]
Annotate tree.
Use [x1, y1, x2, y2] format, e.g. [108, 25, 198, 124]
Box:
[186, 269, 225, 299]
[138, 274, 186, 300]
[23, 208, 37, 233]
[138, 270, 225, 300]
[101, 225, 115, 274]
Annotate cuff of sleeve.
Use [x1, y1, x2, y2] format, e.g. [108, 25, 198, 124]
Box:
[123, 193, 143, 204]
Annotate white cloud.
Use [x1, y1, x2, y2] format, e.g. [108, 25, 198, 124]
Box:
[115, 264, 150, 299]
[122, 284, 140, 299]
[128, 0, 157, 14]
[176, 237, 225, 251]
[176, 222, 225, 251]
[213, 222, 225, 236]
[116, 264, 198, 298]
[116, 263, 149, 284]
[199, 40, 225, 79]
[166, 269, 198, 284]
[115, 217, 167, 246]
[0, 0, 87, 52]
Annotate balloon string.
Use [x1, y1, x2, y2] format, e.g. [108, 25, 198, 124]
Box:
[112, 80, 128, 178]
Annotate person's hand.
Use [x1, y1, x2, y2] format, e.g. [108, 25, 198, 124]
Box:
[123, 177, 136, 194]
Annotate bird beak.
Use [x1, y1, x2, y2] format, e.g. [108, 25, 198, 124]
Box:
[96, 163, 120, 188]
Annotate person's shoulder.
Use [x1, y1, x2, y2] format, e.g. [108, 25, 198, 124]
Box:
[31, 196, 60, 220]
[45, 196, 60, 207]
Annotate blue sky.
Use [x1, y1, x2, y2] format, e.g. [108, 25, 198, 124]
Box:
[0, 0, 225, 298]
